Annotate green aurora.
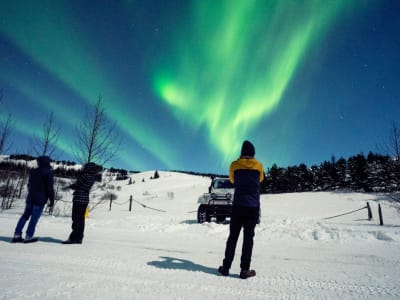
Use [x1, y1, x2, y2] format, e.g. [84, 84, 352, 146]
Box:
[0, 1, 180, 168]
[154, 0, 351, 163]
[1, 0, 389, 173]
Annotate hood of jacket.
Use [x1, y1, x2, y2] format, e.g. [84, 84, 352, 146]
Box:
[235, 157, 259, 169]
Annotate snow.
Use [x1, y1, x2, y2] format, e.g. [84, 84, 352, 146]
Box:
[1, 171, 400, 299]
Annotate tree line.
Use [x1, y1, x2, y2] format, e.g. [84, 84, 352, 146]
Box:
[262, 152, 400, 194]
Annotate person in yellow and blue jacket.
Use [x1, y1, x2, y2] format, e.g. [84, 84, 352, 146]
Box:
[218, 140, 264, 279]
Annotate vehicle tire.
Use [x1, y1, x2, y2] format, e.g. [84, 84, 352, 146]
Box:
[197, 205, 207, 223]
[205, 210, 211, 222]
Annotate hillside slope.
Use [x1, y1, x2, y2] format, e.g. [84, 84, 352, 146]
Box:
[1, 171, 400, 299]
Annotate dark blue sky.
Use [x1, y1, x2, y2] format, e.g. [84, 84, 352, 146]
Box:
[0, 0, 399, 173]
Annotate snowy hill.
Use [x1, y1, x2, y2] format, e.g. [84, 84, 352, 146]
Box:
[1, 171, 400, 299]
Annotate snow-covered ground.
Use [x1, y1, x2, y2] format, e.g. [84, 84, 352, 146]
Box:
[1, 171, 400, 299]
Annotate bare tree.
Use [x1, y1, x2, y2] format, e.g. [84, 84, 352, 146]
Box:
[0, 113, 13, 155]
[385, 121, 400, 196]
[382, 121, 400, 163]
[75, 96, 121, 165]
[0, 89, 14, 154]
[390, 122, 400, 163]
[32, 111, 60, 157]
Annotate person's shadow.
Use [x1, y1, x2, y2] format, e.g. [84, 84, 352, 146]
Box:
[147, 256, 219, 276]
[38, 236, 64, 243]
[0, 236, 63, 244]
[0, 236, 11, 243]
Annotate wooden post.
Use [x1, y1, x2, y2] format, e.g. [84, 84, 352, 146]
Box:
[378, 204, 383, 226]
[109, 195, 112, 211]
[129, 195, 132, 212]
[366, 202, 372, 221]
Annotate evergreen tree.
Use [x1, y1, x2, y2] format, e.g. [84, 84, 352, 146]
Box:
[298, 163, 313, 191]
[348, 153, 370, 192]
[266, 164, 286, 193]
[335, 157, 348, 189]
[319, 161, 334, 190]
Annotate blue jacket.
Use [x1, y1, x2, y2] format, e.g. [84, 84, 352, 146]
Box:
[26, 156, 55, 206]
[229, 157, 264, 208]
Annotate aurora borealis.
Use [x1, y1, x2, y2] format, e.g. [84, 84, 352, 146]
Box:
[1, 1, 399, 173]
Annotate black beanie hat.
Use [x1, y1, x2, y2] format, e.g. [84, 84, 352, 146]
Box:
[241, 140, 255, 157]
[37, 156, 51, 168]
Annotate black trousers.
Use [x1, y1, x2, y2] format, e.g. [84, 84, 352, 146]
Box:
[223, 205, 259, 271]
[69, 202, 88, 242]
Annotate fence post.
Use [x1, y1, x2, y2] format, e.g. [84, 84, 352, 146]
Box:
[109, 196, 112, 211]
[129, 195, 132, 212]
[378, 204, 383, 226]
[366, 202, 372, 221]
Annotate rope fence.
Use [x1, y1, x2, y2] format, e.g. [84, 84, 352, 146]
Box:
[323, 204, 370, 220]
[131, 198, 167, 213]
[322, 201, 385, 225]
[49, 195, 386, 226]
[53, 194, 168, 213]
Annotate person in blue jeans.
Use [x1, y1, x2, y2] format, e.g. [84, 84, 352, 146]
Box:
[12, 156, 55, 243]
[218, 140, 264, 279]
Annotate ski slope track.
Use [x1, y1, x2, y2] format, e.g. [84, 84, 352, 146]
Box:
[1, 171, 400, 299]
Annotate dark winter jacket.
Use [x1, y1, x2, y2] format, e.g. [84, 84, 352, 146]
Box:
[71, 162, 100, 204]
[229, 141, 264, 208]
[26, 156, 55, 206]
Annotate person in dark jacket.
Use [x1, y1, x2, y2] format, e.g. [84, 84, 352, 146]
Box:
[62, 162, 101, 244]
[218, 140, 264, 279]
[12, 156, 55, 243]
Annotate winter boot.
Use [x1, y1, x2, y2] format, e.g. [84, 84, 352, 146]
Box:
[11, 235, 24, 243]
[240, 269, 256, 279]
[218, 266, 229, 276]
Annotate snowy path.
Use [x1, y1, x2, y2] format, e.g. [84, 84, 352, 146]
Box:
[1, 225, 399, 299]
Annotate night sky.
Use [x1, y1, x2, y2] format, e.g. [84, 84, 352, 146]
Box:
[1, 0, 399, 173]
